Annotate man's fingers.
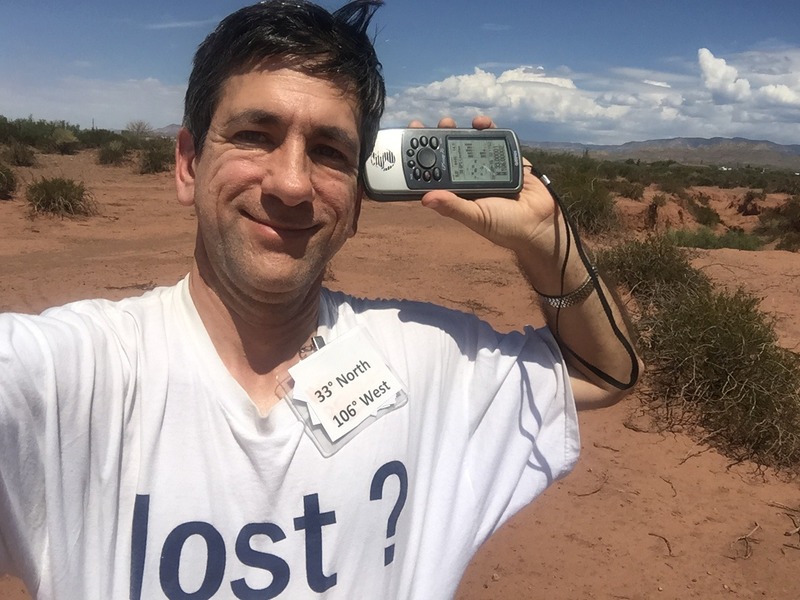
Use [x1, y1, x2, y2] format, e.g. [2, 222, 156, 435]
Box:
[409, 116, 495, 130]
[472, 115, 495, 130]
[420, 191, 486, 234]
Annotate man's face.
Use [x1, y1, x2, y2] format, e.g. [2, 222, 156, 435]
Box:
[177, 64, 362, 303]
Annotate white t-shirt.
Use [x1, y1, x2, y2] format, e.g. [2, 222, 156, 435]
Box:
[0, 277, 579, 600]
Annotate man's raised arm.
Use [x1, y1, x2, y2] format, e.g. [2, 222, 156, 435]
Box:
[417, 116, 642, 409]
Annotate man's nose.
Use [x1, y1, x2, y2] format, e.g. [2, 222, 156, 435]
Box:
[262, 140, 313, 206]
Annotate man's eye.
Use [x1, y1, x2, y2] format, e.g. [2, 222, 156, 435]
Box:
[313, 145, 347, 162]
[233, 131, 270, 145]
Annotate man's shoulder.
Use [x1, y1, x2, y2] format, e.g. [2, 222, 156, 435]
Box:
[321, 287, 498, 347]
[41, 280, 181, 321]
[2, 280, 185, 345]
[323, 288, 481, 323]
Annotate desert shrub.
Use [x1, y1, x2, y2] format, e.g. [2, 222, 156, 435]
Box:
[126, 120, 153, 138]
[685, 194, 720, 227]
[657, 177, 686, 196]
[49, 128, 80, 155]
[98, 140, 129, 165]
[123, 120, 155, 150]
[533, 152, 618, 234]
[0, 163, 17, 199]
[1, 117, 80, 151]
[737, 189, 765, 216]
[26, 177, 97, 217]
[757, 196, 800, 251]
[3, 139, 36, 166]
[665, 227, 763, 251]
[776, 233, 800, 252]
[597, 236, 711, 307]
[77, 128, 124, 149]
[643, 287, 800, 468]
[138, 138, 174, 174]
[607, 179, 645, 201]
[598, 236, 800, 469]
[558, 177, 617, 234]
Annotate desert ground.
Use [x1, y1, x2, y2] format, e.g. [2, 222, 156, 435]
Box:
[1, 151, 799, 599]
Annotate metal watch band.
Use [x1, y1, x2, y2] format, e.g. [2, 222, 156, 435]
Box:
[538, 267, 597, 309]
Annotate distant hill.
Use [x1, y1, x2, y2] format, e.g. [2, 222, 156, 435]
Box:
[154, 123, 182, 137]
[523, 137, 800, 171]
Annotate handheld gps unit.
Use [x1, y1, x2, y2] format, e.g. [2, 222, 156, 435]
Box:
[364, 128, 524, 200]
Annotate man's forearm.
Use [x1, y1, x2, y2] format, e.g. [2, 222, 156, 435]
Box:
[515, 205, 641, 408]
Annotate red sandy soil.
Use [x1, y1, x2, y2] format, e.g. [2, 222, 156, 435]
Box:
[1, 151, 799, 599]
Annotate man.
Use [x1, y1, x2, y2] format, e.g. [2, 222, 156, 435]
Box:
[0, 1, 640, 598]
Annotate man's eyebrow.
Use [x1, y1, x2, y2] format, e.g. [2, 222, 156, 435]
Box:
[222, 109, 281, 129]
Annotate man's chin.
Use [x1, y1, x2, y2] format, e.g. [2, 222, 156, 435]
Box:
[243, 267, 325, 299]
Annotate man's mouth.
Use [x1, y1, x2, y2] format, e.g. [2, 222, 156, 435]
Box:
[241, 210, 319, 238]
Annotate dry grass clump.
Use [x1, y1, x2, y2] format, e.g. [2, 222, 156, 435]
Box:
[26, 177, 97, 217]
[598, 236, 800, 470]
[3, 139, 36, 167]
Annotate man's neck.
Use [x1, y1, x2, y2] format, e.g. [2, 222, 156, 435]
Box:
[187, 262, 322, 415]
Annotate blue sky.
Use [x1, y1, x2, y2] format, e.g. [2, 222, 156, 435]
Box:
[1, 0, 799, 145]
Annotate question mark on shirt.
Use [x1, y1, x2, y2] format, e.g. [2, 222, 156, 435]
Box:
[369, 460, 408, 566]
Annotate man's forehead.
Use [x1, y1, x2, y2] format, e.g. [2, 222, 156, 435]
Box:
[229, 56, 360, 103]
[214, 59, 361, 121]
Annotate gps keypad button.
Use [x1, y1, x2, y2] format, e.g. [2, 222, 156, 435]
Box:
[416, 147, 436, 169]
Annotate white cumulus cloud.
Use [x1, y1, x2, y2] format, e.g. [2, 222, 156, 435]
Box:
[698, 48, 751, 103]
[383, 46, 800, 144]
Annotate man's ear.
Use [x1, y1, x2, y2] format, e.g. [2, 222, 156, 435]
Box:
[176, 127, 198, 207]
[350, 184, 364, 237]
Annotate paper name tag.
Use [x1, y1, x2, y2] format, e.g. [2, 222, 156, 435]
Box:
[288, 327, 404, 442]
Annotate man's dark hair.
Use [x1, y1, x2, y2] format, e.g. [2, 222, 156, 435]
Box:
[183, 0, 385, 171]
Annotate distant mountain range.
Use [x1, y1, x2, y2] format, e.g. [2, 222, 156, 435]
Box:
[523, 137, 800, 171]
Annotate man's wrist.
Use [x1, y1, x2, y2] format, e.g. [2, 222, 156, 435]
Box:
[535, 265, 598, 309]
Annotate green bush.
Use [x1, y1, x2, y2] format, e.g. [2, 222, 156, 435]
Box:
[49, 128, 80, 155]
[644, 287, 800, 468]
[597, 236, 711, 306]
[3, 139, 36, 167]
[657, 177, 686, 196]
[77, 128, 125, 149]
[776, 232, 800, 252]
[522, 150, 618, 234]
[598, 236, 800, 470]
[665, 227, 763, 251]
[26, 177, 97, 217]
[0, 163, 16, 199]
[98, 140, 129, 165]
[758, 196, 800, 251]
[138, 138, 174, 174]
[607, 179, 645, 201]
[685, 194, 720, 227]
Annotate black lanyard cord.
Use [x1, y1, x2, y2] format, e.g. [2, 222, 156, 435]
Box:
[529, 166, 640, 391]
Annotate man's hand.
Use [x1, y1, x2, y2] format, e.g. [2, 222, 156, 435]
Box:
[410, 116, 556, 258]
